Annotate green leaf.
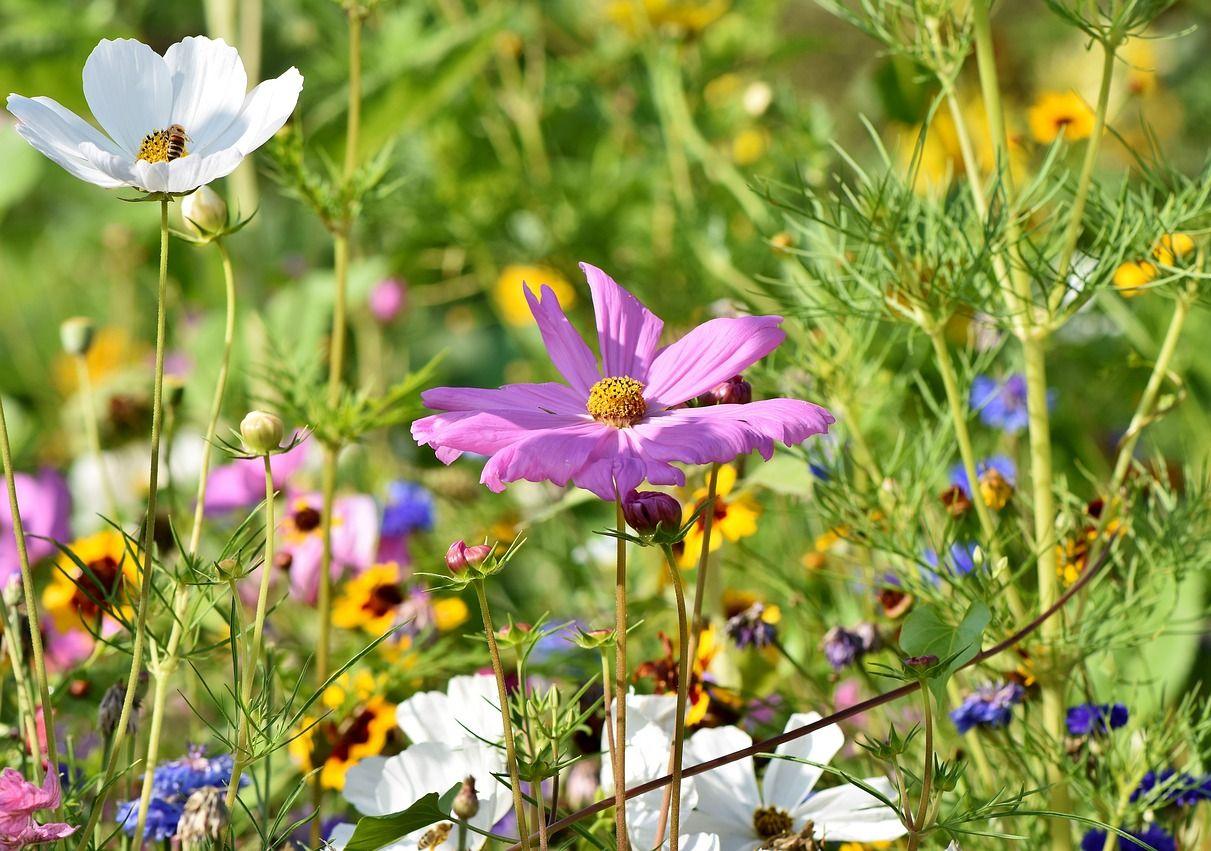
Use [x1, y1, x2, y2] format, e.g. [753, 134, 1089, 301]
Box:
[343, 784, 460, 851]
[900, 600, 991, 700]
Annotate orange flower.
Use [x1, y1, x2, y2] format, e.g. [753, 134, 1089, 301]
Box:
[1028, 91, 1095, 143]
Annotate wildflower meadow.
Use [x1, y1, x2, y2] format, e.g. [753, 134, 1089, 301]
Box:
[4, 1, 1211, 849]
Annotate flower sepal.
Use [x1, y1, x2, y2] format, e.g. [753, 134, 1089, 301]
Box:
[173, 206, 257, 246]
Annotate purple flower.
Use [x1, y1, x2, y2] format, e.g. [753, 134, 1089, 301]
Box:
[1081, 824, 1176, 851]
[950, 682, 1024, 733]
[621, 489, 681, 536]
[412, 263, 834, 500]
[725, 603, 778, 650]
[0, 767, 77, 847]
[1130, 769, 1210, 807]
[923, 542, 979, 578]
[971, 374, 1030, 433]
[378, 481, 434, 566]
[203, 439, 308, 515]
[822, 623, 879, 670]
[1066, 702, 1128, 736]
[0, 469, 71, 586]
[369, 277, 407, 324]
[949, 455, 1016, 491]
[115, 798, 183, 841]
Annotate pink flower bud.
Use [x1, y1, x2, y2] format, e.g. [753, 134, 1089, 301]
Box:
[697, 374, 752, 406]
[369, 278, 407, 324]
[446, 540, 491, 574]
[622, 490, 682, 536]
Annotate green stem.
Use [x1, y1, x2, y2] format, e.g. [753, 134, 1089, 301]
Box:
[686, 463, 720, 666]
[76, 355, 121, 521]
[74, 198, 171, 851]
[0, 596, 43, 776]
[0, 396, 57, 780]
[613, 498, 629, 851]
[907, 688, 935, 850]
[474, 580, 532, 850]
[656, 547, 689, 851]
[226, 453, 276, 808]
[132, 235, 238, 847]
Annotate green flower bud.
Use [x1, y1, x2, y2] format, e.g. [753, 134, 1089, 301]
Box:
[240, 410, 284, 455]
[182, 185, 229, 237]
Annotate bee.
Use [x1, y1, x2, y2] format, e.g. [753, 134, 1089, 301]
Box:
[417, 823, 453, 850]
[166, 123, 189, 161]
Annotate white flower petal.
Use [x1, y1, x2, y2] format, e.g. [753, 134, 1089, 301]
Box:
[765, 712, 844, 813]
[685, 726, 761, 832]
[397, 674, 501, 746]
[126, 148, 242, 194]
[82, 38, 172, 156]
[343, 755, 391, 816]
[197, 66, 302, 157]
[163, 36, 248, 152]
[795, 777, 907, 842]
[5, 96, 126, 188]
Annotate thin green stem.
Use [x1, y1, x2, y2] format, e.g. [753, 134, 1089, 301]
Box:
[133, 235, 238, 846]
[0, 396, 56, 780]
[76, 355, 120, 521]
[516, 656, 549, 851]
[613, 498, 629, 851]
[0, 596, 42, 776]
[654, 547, 689, 851]
[686, 463, 720, 667]
[226, 454, 277, 808]
[907, 688, 935, 850]
[74, 198, 171, 851]
[474, 580, 532, 850]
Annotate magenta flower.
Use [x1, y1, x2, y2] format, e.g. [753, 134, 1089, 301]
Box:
[0, 767, 76, 848]
[272, 490, 378, 603]
[0, 470, 71, 586]
[413, 264, 833, 499]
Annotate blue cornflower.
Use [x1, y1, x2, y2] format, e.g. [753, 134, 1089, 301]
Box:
[150, 748, 236, 798]
[380, 481, 435, 537]
[115, 798, 185, 841]
[971, 374, 1031, 433]
[1081, 824, 1176, 851]
[1066, 702, 1129, 736]
[1131, 769, 1210, 807]
[949, 455, 1017, 491]
[950, 682, 1024, 734]
[923, 542, 980, 578]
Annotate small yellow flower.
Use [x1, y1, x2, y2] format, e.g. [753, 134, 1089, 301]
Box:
[43, 531, 140, 634]
[732, 128, 768, 166]
[493, 265, 575, 327]
[332, 562, 405, 635]
[678, 465, 760, 567]
[1152, 232, 1196, 266]
[1028, 91, 1096, 143]
[1113, 260, 1157, 298]
[979, 468, 1014, 511]
[432, 597, 469, 632]
[606, 0, 730, 36]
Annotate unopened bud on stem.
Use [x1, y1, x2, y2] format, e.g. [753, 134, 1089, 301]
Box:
[182, 185, 229, 237]
[240, 410, 284, 455]
[452, 775, 479, 819]
[446, 540, 491, 574]
[60, 317, 96, 357]
[622, 490, 681, 536]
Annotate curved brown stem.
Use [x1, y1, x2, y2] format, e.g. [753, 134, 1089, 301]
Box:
[506, 544, 1113, 850]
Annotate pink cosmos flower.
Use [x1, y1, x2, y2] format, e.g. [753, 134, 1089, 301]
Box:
[0, 470, 71, 586]
[413, 264, 834, 499]
[0, 766, 76, 849]
[270, 490, 378, 604]
[203, 438, 309, 515]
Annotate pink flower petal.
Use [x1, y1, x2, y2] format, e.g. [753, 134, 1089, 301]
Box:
[643, 316, 786, 408]
[479, 423, 609, 492]
[572, 429, 686, 500]
[412, 410, 589, 464]
[634, 399, 834, 466]
[524, 286, 601, 394]
[581, 263, 664, 381]
[422, 382, 586, 415]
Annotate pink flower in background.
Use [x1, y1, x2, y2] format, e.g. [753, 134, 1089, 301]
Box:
[203, 439, 308, 515]
[273, 491, 378, 603]
[413, 263, 834, 499]
[369, 277, 407, 324]
[0, 470, 71, 585]
[0, 766, 76, 848]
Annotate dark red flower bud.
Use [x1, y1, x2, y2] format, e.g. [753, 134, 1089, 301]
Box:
[698, 375, 752, 406]
[622, 490, 682, 536]
[446, 540, 491, 574]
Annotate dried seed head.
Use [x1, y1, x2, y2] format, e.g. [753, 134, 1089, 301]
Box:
[179, 786, 228, 849]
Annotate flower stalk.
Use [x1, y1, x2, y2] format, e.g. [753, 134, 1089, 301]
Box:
[612, 497, 629, 851]
[657, 545, 690, 851]
[906, 687, 935, 851]
[473, 579, 532, 851]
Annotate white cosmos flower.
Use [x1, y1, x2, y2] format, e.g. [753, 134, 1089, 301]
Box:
[329, 740, 513, 851]
[675, 713, 907, 849]
[396, 674, 504, 747]
[6, 36, 301, 194]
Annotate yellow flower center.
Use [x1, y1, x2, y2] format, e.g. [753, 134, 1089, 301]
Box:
[586, 376, 647, 427]
[752, 806, 794, 840]
[136, 127, 189, 163]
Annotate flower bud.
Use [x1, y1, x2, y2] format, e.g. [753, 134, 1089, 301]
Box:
[697, 374, 752, 406]
[240, 410, 284, 455]
[369, 278, 407, 324]
[182, 185, 228, 237]
[216, 558, 241, 580]
[98, 683, 125, 738]
[60, 317, 96, 357]
[446, 540, 491, 574]
[622, 490, 682, 536]
[452, 775, 479, 819]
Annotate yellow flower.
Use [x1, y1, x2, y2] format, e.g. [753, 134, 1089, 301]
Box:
[289, 695, 397, 791]
[42, 531, 140, 634]
[1152, 232, 1196, 266]
[322, 670, 380, 710]
[1113, 260, 1157, 298]
[1028, 91, 1095, 143]
[53, 325, 145, 395]
[432, 597, 469, 632]
[606, 0, 729, 36]
[732, 128, 768, 166]
[678, 465, 760, 567]
[493, 265, 575, 327]
[978, 468, 1014, 511]
[332, 562, 405, 635]
[838, 843, 892, 851]
[900, 98, 1025, 195]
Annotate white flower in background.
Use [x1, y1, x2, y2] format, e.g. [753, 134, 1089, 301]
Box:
[69, 432, 205, 530]
[329, 741, 512, 851]
[7, 36, 301, 194]
[396, 674, 503, 746]
[679, 713, 907, 849]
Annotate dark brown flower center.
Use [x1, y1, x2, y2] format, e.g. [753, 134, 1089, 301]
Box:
[293, 506, 322, 532]
[73, 556, 124, 620]
[753, 806, 794, 839]
[363, 583, 405, 617]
